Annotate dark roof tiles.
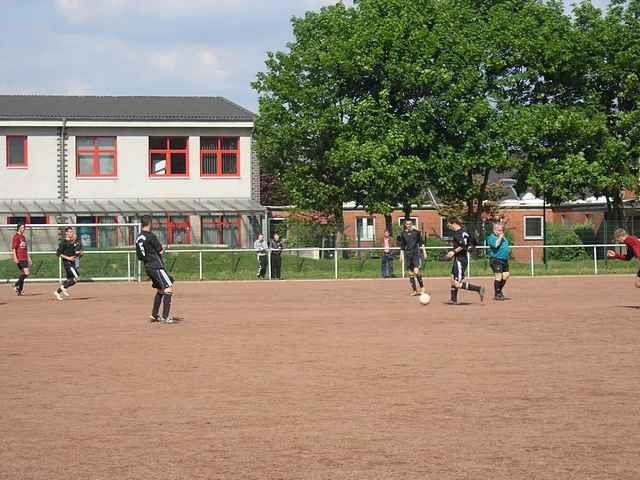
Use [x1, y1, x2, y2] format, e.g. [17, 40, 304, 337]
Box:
[0, 95, 254, 121]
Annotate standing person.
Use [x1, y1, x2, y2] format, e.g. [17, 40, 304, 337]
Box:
[254, 233, 268, 279]
[12, 223, 32, 296]
[446, 217, 485, 304]
[607, 228, 640, 288]
[135, 216, 176, 323]
[269, 232, 284, 279]
[399, 219, 427, 295]
[487, 222, 511, 300]
[54, 227, 83, 301]
[381, 229, 394, 278]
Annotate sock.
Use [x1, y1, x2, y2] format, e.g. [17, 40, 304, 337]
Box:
[494, 280, 501, 296]
[152, 292, 163, 318]
[162, 292, 173, 319]
[416, 275, 424, 289]
[462, 282, 481, 292]
[500, 278, 508, 293]
[450, 287, 458, 303]
[17, 273, 27, 291]
[409, 276, 417, 292]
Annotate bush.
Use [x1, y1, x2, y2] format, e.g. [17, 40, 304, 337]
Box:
[546, 223, 589, 261]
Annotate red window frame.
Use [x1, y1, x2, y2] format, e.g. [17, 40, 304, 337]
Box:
[201, 215, 242, 245]
[200, 137, 240, 177]
[153, 216, 191, 245]
[6, 136, 28, 168]
[149, 137, 189, 177]
[76, 137, 117, 177]
[76, 216, 119, 249]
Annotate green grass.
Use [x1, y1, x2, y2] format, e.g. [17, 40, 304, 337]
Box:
[1, 250, 639, 282]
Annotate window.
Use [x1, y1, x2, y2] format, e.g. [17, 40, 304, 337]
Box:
[356, 217, 375, 241]
[441, 217, 454, 239]
[200, 137, 239, 176]
[76, 216, 118, 249]
[6, 136, 28, 167]
[398, 217, 419, 229]
[76, 137, 116, 176]
[149, 137, 188, 176]
[202, 216, 241, 247]
[152, 216, 191, 245]
[524, 216, 544, 240]
[8, 215, 46, 225]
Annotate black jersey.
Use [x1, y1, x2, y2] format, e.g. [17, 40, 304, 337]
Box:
[452, 228, 471, 259]
[57, 238, 83, 264]
[136, 231, 164, 269]
[400, 228, 423, 252]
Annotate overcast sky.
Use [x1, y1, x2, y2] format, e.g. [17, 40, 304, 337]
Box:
[0, 0, 610, 113]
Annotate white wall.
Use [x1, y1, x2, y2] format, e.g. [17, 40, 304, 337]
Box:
[66, 127, 253, 199]
[0, 128, 59, 199]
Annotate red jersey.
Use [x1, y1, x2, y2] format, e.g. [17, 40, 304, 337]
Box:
[12, 233, 28, 261]
[613, 235, 640, 261]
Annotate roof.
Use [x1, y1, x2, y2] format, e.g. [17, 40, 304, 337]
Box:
[0, 198, 264, 215]
[0, 95, 254, 121]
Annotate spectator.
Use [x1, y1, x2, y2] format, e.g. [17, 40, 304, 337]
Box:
[381, 229, 394, 278]
[254, 233, 268, 279]
[270, 233, 284, 279]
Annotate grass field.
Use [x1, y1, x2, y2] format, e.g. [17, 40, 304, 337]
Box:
[2, 249, 639, 282]
[2, 277, 640, 479]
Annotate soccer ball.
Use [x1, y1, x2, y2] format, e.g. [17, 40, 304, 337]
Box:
[419, 293, 431, 305]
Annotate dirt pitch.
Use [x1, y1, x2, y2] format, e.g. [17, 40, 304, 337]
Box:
[1, 276, 640, 480]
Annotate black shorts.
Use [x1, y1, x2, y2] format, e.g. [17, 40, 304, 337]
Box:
[636, 269, 640, 278]
[146, 267, 174, 290]
[63, 262, 80, 281]
[405, 250, 423, 271]
[490, 258, 509, 274]
[16, 260, 29, 271]
[452, 257, 467, 282]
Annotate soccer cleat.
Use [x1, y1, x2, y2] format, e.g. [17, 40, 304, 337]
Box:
[494, 295, 504, 301]
[479, 286, 485, 303]
[60, 286, 70, 297]
[410, 291, 420, 296]
[53, 290, 63, 301]
[447, 300, 459, 305]
[149, 315, 161, 323]
[161, 316, 176, 324]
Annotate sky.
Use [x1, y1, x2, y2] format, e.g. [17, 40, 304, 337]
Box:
[0, 0, 610, 113]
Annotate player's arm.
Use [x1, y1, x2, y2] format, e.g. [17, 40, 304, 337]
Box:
[151, 236, 164, 256]
[56, 243, 74, 262]
[77, 239, 84, 257]
[12, 236, 19, 263]
[608, 249, 634, 261]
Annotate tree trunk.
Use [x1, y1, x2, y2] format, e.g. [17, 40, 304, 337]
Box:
[403, 204, 412, 222]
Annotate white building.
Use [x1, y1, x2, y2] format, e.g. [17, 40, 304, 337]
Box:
[0, 95, 264, 250]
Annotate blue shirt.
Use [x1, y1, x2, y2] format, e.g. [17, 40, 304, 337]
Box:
[487, 233, 509, 260]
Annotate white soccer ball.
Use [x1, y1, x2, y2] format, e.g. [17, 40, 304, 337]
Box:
[419, 293, 431, 305]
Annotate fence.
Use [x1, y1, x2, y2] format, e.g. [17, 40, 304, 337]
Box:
[0, 243, 636, 284]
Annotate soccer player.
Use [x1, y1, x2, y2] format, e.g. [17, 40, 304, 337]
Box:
[136, 216, 176, 323]
[54, 227, 83, 300]
[399, 219, 427, 296]
[446, 217, 485, 304]
[12, 223, 32, 296]
[487, 222, 510, 300]
[607, 228, 640, 288]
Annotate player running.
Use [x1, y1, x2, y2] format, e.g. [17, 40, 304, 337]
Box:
[12, 223, 32, 296]
[446, 217, 485, 304]
[136, 216, 176, 324]
[399, 219, 428, 296]
[487, 222, 510, 300]
[607, 228, 640, 288]
[54, 227, 83, 300]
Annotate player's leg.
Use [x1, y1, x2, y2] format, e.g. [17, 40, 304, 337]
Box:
[457, 259, 485, 302]
[15, 263, 29, 295]
[414, 266, 425, 293]
[157, 269, 175, 322]
[450, 261, 461, 304]
[499, 267, 510, 298]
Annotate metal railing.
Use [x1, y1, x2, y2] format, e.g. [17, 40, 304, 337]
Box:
[0, 243, 632, 283]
